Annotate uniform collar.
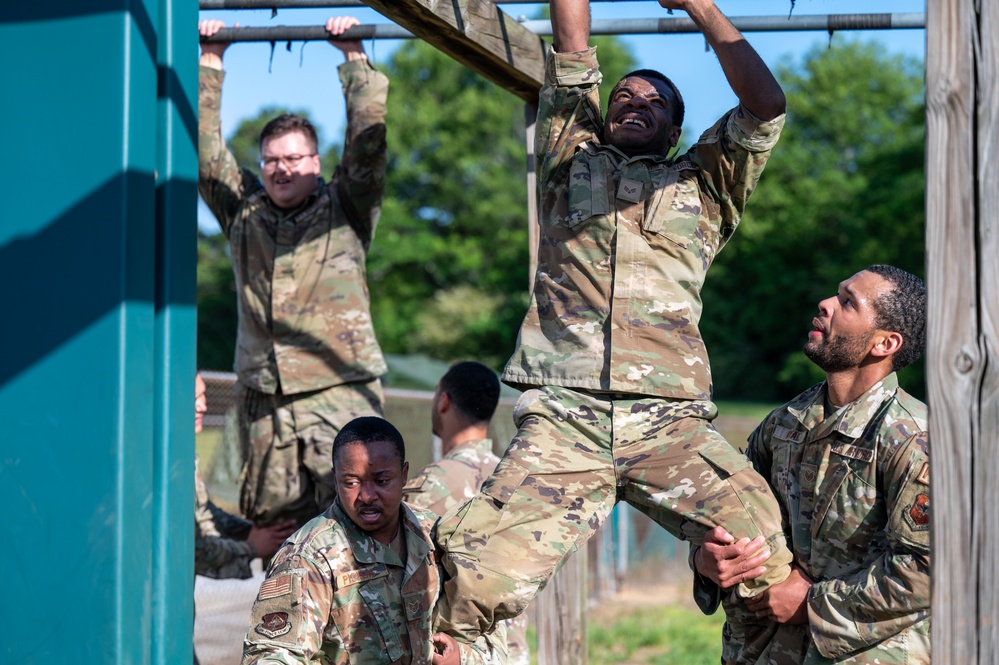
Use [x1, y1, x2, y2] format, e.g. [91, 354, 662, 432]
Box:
[581, 139, 672, 166]
[789, 373, 899, 440]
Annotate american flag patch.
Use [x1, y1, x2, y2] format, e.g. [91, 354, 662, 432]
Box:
[258, 574, 293, 600]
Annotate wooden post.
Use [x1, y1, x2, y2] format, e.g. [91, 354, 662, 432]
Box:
[533, 549, 588, 665]
[926, 1, 999, 663]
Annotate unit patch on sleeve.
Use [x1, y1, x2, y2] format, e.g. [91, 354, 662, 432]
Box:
[255, 611, 292, 639]
[906, 493, 930, 530]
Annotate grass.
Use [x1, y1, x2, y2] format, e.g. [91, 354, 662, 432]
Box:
[526, 602, 725, 665]
[195, 428, 224, 465]
[587, 604, 725, 665]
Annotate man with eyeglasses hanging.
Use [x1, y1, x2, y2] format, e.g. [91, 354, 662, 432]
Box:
[197, 16, 390, 534]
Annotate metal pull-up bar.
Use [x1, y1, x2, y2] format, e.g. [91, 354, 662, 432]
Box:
[199, 12, 926, 43]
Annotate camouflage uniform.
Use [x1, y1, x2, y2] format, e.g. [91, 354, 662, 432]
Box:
[403, 441, 530, 665]
[435, 46, 793, 661]
[693, 374, 931, 665]
[242, 500, 505, 665]
[198, 60, 389, 527]
[402, 439, 500, 517]
[195, 455, 255, 579]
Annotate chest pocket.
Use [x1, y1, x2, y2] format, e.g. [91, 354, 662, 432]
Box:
[642, 168, 711, 267]
[329, 565, 404, 664]
[812, 443, 882, 552]
[564, 155, 612, 228]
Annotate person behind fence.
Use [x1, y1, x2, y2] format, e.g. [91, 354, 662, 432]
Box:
[242, 416, 506, 665]
[690, 265, 931, 665]
[433, 1, 794, 663]
[193, 372, 297, 664]
[197, 16, 390, 532]
[401, 362, 529, 665]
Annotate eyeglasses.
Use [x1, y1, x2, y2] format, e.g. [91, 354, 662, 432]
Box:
[259, 153, 316, 170]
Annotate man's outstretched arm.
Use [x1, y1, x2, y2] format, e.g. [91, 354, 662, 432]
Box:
[660, 0, 785, 120]
[550, 0, 590, 53]
[197, 19, 247, 234]
[328, 16, 388, 250]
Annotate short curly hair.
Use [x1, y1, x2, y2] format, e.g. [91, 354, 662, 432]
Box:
[866, 264, 927, 372]
[438, 361, 500, 424]
[332, 417, 405, 466]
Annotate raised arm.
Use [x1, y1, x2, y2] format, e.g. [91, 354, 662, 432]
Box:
[328, 16, 388, 250]
[550, 0, 590, 53]
[197, 19, 251, 235]
[660, 0, 785, 120]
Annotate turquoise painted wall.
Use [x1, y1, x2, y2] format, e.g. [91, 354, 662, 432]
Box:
[0, 1, 198, 663]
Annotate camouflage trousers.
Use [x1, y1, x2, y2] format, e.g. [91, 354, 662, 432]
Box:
[237, 379, 384, 527]
[435, 386, 792, 663]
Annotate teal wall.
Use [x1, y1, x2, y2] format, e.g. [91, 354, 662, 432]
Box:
[0, 1, 198, 663]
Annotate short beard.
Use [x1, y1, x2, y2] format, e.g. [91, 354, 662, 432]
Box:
[804, 330, 874, 373]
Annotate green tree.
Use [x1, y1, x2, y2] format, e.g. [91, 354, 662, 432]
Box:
[700, 39, 926, 401]
[197, 229, 238, 370]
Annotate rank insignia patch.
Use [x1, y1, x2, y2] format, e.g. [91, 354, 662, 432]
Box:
[915, 462, 929, 486]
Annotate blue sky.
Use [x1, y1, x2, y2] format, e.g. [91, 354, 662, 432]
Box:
[197, 0, 926, 231]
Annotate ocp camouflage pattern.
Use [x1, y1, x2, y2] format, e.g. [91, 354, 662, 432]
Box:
[502, 46, 784, 400]
[435, 385, 792, 656]
[198, 59, 389, 396]
[403, 440, 529, 665]
[696, 373, 931, 664]
[402, 439, 500, 517]
[195, 454, 256, 579]
[242, 500, 505, 664]
[237, 379, 384, 527]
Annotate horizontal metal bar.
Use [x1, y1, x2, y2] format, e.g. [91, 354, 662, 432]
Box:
[202, 24, 413, 42]
[199, 13, 926, 43]
[524, 13, 926, 35]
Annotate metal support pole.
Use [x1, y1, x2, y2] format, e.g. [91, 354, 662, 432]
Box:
[200, 13, 926, 43]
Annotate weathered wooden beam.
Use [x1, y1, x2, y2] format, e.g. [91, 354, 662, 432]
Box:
[359, 0, 546, 102]
[926, 1, 998, 663]
[974, 0, 999, 660]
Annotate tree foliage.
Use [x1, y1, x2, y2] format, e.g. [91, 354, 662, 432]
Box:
[196, 37, 927, 402]
[700, 39, 926, 401]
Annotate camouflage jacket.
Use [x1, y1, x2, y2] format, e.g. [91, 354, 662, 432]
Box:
[198, 60, 388, 396]
[402, 439, 499, 517]
[697, 374, 931, 664]
[242, 500, 505, 665]
[502, 46, 783, 399]
[195, 455, 255, 579]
